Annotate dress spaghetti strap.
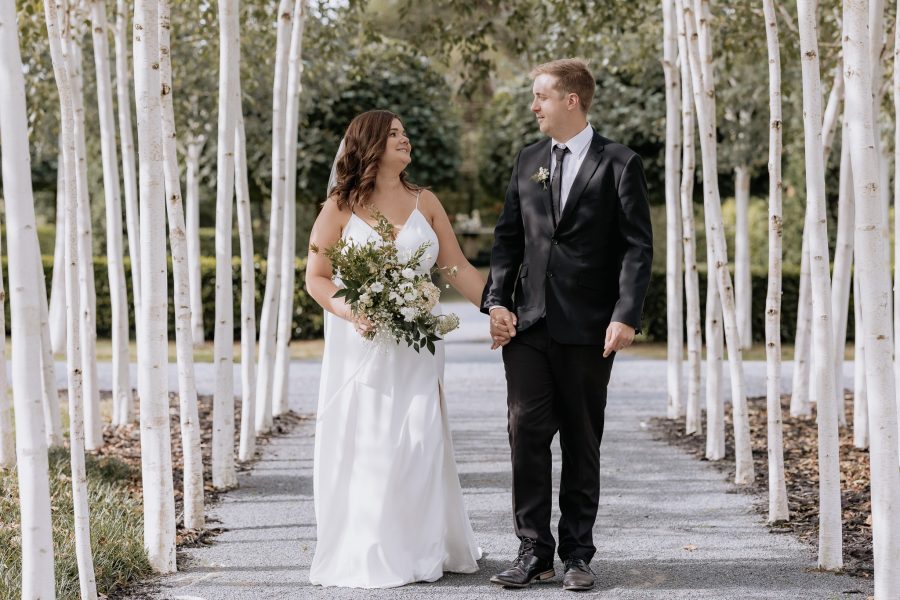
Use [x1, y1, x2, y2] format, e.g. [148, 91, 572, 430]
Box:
[415, 190, 421, 210]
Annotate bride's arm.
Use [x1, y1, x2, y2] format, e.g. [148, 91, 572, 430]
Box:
[423, 190, 486, 307]
[305, 198, 354, 320]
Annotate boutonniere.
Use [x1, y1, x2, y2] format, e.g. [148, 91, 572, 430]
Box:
[530, 167, 550, 190]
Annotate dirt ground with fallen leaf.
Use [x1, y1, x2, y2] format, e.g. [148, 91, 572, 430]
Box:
[652, 393, 873, 578]
[85, 389, 308, 547]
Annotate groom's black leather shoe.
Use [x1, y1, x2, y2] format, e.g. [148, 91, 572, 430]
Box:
[561, 558, 595, 591]
[489, 539, 555, 588]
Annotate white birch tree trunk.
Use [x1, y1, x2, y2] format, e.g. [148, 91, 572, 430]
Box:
[213, 0, 240, 490]
[674, 0, 702, 431]
[853, 268, 869, 449]
[236, 110, 258, 462]
[843, 1, 900, 593]
[0, 241, 10, 469]
[117, 0, 142, 339]
[762, 0, 788, 523]
[682, 0, 753, 482]
[662, 0, 684, 421]
[892, 0, 900, 465]
[791, 225, 813, 417]
[832, 123, 855, 428]
[734, 164, 752, 350]
[49, 164, 66, 354]
[793, 70, 844, 418]
[90, 0, 131, 431]
[255, 0, 293, 433]
[159, 0, 205, 531]
[185, 135, 205, 346]
[65, 29, 103, 451]
[134, 0, 177, 572]
[704, 252, 725, 458]
[797, 0, 843, 571]
[61, 93, 99, 600]
[52, 9, 99, 591]
[37, 250, 62, 447]
[823, 66, 845, 160]
[271, 0, 306, 419]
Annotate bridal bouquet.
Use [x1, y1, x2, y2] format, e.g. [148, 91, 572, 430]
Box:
[312, 212, 460, 355]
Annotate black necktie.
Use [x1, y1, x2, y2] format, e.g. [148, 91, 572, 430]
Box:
[551, 144, 569, 224]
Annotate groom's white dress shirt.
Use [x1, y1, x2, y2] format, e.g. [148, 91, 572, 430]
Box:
[550, 123, 594, 213]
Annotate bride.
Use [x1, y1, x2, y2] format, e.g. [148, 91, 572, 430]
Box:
[304, 109, 487, 588]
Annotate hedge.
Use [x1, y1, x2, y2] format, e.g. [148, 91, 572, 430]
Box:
[13, 260, 841, 344]
[639, 266, 853, 344]
[27, 255, 324, 341]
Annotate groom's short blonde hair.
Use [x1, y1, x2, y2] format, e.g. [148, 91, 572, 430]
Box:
[530, 58, 595, 114]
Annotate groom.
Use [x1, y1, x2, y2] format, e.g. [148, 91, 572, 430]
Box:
[482, 58, 652, 591]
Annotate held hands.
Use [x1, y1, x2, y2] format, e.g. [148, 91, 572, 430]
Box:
[489, 307, 518, 350]
[604, 321, 635, 358]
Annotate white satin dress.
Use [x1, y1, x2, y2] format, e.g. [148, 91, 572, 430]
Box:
[309, 200, 482, 588]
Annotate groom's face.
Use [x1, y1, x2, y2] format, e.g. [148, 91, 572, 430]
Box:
[531, 74, 570, 138]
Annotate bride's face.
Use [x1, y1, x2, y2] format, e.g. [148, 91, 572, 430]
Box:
[380, 118, 412, 170]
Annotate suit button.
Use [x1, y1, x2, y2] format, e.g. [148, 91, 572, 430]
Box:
[547, 271, 554, 278]
[551, 238, 559, 245]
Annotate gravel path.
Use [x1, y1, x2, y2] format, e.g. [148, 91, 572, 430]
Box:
[126, 303, 873, 599]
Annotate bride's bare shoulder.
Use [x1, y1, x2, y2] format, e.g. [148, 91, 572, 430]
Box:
[319, 195, 353, 224]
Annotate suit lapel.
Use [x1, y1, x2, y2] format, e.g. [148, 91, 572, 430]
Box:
[522, 139, 554, 225]
[557, 133, 605, 229]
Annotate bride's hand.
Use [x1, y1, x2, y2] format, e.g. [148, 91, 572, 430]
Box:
[350, 312, 375, 336]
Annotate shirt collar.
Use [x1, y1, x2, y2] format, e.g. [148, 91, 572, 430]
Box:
[551, 123, 594, 159]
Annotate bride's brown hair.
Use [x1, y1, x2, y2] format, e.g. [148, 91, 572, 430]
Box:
[330, 110, 420, 212]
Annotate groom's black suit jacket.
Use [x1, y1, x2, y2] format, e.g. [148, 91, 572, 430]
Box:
[481, 131, 653, 345]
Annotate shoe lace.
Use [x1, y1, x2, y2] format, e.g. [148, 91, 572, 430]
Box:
[514, 538, 536, 565]
[565, 558, 587, 571]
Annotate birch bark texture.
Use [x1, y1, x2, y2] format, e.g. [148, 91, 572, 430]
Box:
[761, 0, 788, 524]
[134, 0, 177, 572]
[49, 166, 66, 354]
[255, 0, 293, 434]
[662, 0, 684, 421]
[842, 0, 900, 594]
[89, 0, 131, 430]
[65, 25, 104, 452]
[796, 0, 843, 571]
[185, 135, 205, 346]
[673, 0, 702, 434]
[272, 0, 306, 418]
[236, 109, 258, 462]
[792, 69, 843, 419]
[681, 0, 753, 482]
[832, 122, 854, 425]
[0, 250, 11, 468]
[54, 12, 99, 587]
[37, 248, 62, 447]
[116, 0, 142, 360]
[734, 164, 751, 350]
[159, 0, 205, 531]
[213, 0, 240, 490]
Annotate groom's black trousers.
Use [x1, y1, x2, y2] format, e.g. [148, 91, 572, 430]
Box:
[501, 318, 616, 563]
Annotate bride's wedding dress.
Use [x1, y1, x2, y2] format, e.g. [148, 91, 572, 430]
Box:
[309, 198, 482, 588]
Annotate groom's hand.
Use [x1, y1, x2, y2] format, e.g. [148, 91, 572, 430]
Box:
[604, 321, 635, 358]
[489, 307, 517, 350]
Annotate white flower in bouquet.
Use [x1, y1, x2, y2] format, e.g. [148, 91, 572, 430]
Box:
[436, 314, 460, 336]
[311, 208, 461, 355]
[418, 280, 441, 312]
